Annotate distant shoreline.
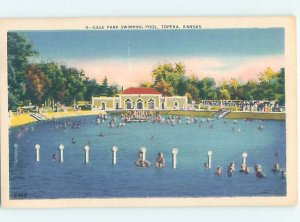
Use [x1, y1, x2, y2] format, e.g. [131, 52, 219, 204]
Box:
[10, 110, 285, 128]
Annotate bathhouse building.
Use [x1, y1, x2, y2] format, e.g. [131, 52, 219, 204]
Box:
[92, 87, 188, 111]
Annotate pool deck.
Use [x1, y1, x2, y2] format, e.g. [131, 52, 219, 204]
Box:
[10, 110, 107, 127]
[9, 110, 285, 127]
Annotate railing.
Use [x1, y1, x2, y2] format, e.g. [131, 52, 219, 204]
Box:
[30, 113, 49, 121]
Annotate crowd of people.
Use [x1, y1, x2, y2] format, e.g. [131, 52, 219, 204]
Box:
[134, 149, 285, 179]
[123, 110, 152, 122]
[13, 111, 286, 182]
[200, 100, 284, 112]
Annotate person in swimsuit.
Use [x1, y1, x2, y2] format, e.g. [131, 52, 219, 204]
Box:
[155, 152, 165, 168]
[135, 151, 151, 167]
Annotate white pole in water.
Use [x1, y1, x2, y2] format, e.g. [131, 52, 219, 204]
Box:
[112, 146, 118, 165]
[141, 147, 146, 161]
[59, 144, 64, 163]
[242, 152, 248, 165]
[85, 145, 90, 163]
[14, 143, 19, 162]
[35, 144, 40, 162]
[172, 148, 179, 169]
[207, 150, 213, 169]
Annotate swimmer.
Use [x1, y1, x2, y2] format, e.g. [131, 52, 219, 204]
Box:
[258, 125, 264, 131]
[96, 118, 101, 124]
[272, 163, 281, 172]
[228, 162, 235, 177]
[215, 166, 223, 175]
[204, 162, 209, 169]
[99, 132, 104, 137]
[52, 154, 57, 160]
[239, 162, 246, 172]
[228, 167, 234, 177]
[72, 137, 76, 144]
[255, 164, 266, 178]
[155, 152, 166, 168]
[245, 167, 251, 174]
[135, 151, 151, 167]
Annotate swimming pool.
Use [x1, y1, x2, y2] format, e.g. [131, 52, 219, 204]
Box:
[9, 115, 286, 199]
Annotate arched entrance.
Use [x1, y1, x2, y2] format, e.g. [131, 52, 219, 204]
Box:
[174, 101, 179, 110]
[125, 99, 132, 109]
[136, 99, 143, 109]
[101, 102, 106, 110]
[148, 98, 155, 109]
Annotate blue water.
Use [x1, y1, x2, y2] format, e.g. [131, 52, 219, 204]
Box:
[9, 116, 286, 199]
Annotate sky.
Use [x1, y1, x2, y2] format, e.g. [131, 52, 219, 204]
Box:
[21, 28, 284, 87]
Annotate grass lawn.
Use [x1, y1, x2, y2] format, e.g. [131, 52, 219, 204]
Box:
[226, 112, 285, 120]
[109, 110, 285, 120]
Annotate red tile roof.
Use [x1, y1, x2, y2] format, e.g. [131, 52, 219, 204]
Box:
[122, 87, 161, 95]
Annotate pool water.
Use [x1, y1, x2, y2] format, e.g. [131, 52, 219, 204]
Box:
[9, 115, 286, 199]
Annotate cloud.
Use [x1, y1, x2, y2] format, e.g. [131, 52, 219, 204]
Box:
[66, 55, 284, 87]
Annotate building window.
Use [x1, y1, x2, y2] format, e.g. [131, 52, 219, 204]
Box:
[174, 101, 179, 110]
[148, 98, 155, 109]
[137, 98, 143, 109]
[125, 99, 132, 109]
[101, 102, 106, 110]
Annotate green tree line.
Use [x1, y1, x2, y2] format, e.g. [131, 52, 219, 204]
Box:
[8, 33, 285, 110]
[8, 33, 119, 110]
[141, 63, 285, 105]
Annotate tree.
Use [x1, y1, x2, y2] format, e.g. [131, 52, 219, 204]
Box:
[84, 79, 101, 101]
[277, 68, 285, 105]
[152, 63, 185, 95]
[25, 64, 50, 105]
[108, 84, 120, 97]
[176, 76, 189, 96]
[198, 77, 218, 99]
[219, 81, 231, 100]
[242, 80, 257, 100]
[140, 81, 152, 88]
[259, 67, 279, 83]
[100, 76, 109, 96]
[186, 75, 200, 102]
[8, 32, 37, 109]
[228, 78, 240, 100]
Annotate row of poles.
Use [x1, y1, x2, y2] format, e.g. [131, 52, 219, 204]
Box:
[34, 144, 181, 168]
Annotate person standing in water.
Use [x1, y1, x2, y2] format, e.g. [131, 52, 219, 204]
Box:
[135, 151, 151, 167]
[155, 152, 166, 168]
[228, 162, 235, 177]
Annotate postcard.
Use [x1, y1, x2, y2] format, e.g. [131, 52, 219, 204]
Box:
[0, 17, 297, 207]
